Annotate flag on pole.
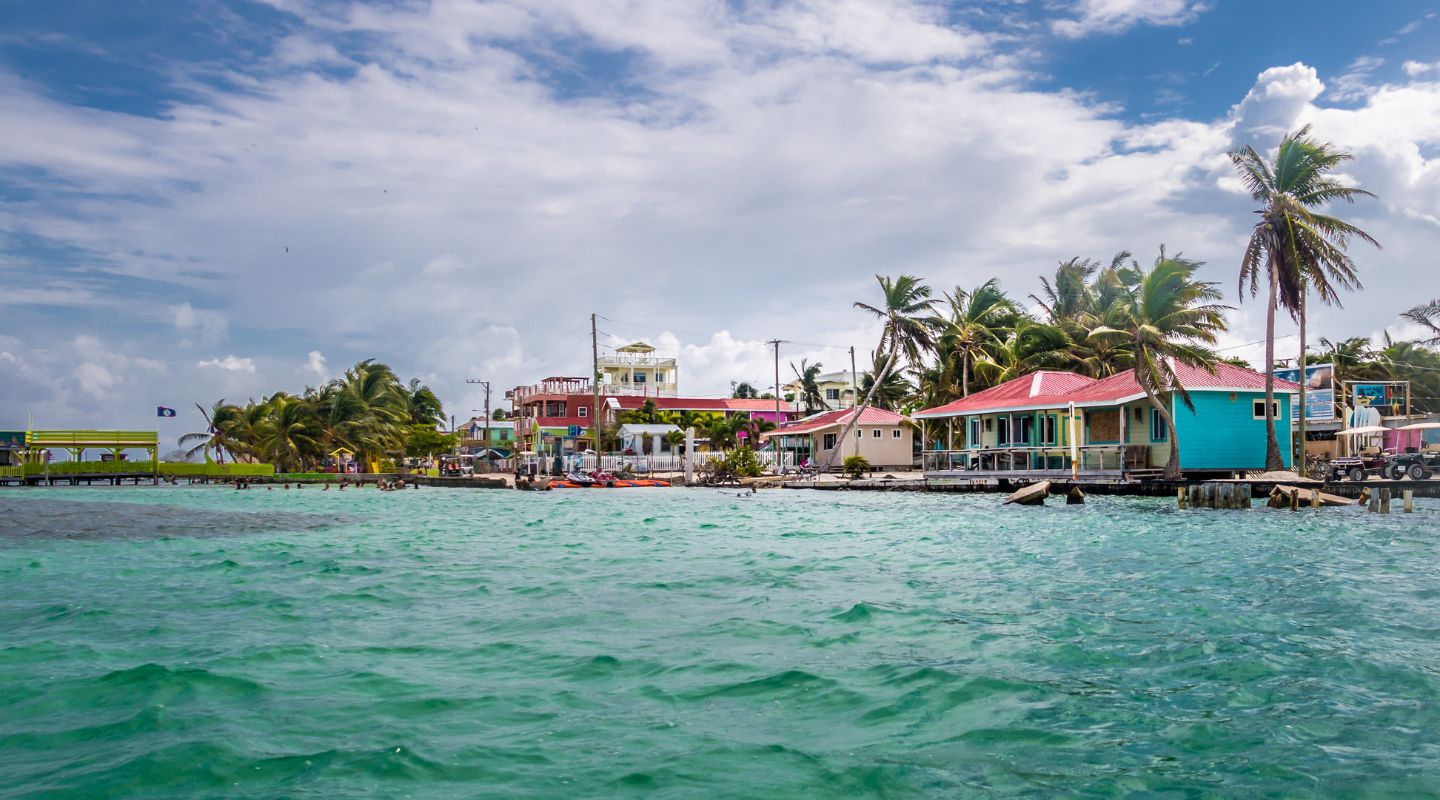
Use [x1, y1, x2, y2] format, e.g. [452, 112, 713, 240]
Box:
[157, 406, 177, 418]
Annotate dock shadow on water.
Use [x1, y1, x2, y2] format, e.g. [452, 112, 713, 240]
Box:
[0, 496, 344, 541]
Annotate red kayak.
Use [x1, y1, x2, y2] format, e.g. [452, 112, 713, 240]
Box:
[550, 479, 671, 489]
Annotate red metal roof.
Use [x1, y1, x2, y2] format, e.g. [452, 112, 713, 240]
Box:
[913, 371, 1097, 417]
[914, 362, 1302, 418]
[613, 396, 787, 413]
[762, 406, 906, 437]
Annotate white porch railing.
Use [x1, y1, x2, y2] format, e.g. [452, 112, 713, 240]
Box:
[572, 451, 795, 473]
[922, 446, 1129, 474]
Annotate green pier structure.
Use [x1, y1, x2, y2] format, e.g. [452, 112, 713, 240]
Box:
[0, 429, 275, 486]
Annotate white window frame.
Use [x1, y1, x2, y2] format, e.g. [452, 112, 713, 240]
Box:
[1252, 400, 1279, 420]
[577, 406, 588, 418]
[822, 433, 837, 450]
[892, 429, 902, 438]
[872, 429, 882, 438]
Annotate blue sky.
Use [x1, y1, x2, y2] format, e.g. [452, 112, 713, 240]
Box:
[2, 0, 1439, 442]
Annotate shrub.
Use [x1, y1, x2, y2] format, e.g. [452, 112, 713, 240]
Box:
[725, 446, 764, 478]
[842, 455, 870, 479]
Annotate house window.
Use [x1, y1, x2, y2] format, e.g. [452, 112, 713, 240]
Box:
[1150, 408, 1168, 442]
[822, 433, 837, 450]
[968, 418, 981, 449]
[983, 418, 993, 433]
[825, 388, 840, 401]
[577, 406, 588, 418]
[873, 429, 882, 438]
[1017, 415, 1034, 445]
[892, 429, 902, 438]
[634, 372, 646, 384]
[996, 415, 1011, 446]
[1039, 415, 1057, 446]
[1252, 400, 1279, 419]
[856, 428, 863, 438]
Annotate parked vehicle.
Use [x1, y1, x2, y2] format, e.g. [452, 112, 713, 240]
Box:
[1332, 426, 1391, 481]
[1384, 421, 1440, 480]
[1329, 454, 1390, 482]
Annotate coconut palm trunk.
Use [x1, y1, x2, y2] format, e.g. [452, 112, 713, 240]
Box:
[1297, 291, 1307, 476]
[823, 345, 899, 471]
[1141, 379, 1182, 479]
[1263, 266, 1284, 470]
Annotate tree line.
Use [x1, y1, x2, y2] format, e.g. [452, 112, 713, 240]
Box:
[817, 126, 1440, 478]
[183, 359, 446, 471]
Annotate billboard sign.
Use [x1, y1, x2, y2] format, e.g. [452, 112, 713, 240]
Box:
[1352, 382, 1406, 415]
[1272, 363, 1335, 422]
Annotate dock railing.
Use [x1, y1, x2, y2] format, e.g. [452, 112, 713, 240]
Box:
[923, 445, 1127, 476]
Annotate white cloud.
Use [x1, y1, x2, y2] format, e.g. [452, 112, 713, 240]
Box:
[170, 302, 229, 345]
[304, 350, 327, 378]
[197, 355, 257, 373]
[1229, 62, 1325, 145]
[1328, 56, 1384, 103]
[1052, 0, 1209, 38]
[1403, 61, 1440, 78]
[0, 2, 1438, 431]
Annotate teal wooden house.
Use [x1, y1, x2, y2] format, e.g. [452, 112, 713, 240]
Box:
[914, 362, 1298, 479]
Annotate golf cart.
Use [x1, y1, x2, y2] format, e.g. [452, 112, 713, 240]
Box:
[1328, 425, 1391, 482]
[1382, 422, 1440, 480]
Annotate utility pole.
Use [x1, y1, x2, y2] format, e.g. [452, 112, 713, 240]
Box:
[766, 339, 788, 462]
[850, 346, 860, 457]
[591, 313, 601, 456]
[465, 379, 491, 450]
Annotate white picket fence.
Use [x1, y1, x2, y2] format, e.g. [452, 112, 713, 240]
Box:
[571, 451, 794, 473]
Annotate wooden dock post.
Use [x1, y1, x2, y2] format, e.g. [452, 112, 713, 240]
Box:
[1368, 492, 1380, 513]
[1310, 489, 1320, 509]
[1289, 487, 1300, 511]
[1380, 488, 1391, 514]
[1403, 489, 1415, 513]
[1177, 487, 1187, 509]
[1239, 484, 1252, 509]
[1358, 487, 1371, 507]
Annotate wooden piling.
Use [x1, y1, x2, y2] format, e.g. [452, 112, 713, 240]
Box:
[1289, 488, 1300, 511]
[1310, 489, 1320, 509]
[1403, 489, 1415, 513]
[1177, 487, 1187, 509]
[1380, 488, 1391, 515]
[1358, 487, 1371, 507]
[1368, 492, 1380, 513]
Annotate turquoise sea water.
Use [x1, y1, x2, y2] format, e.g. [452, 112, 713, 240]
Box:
[2, 486, 1439, 798]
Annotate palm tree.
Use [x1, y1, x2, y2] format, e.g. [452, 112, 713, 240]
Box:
[790, 359, 825, 415]
[1090, 251, 1229, 479]
[938, 279, 1016, 397]
[404, 378, 445, 426]
[973, 318, 1072, 386]
[730, 381, 761, 399]
[740, 416, 777, 448]
[824, 275, 938, 469]
[1230, 124, 1380, 471]
[704, 414, 746, 451]
[1403, 299, 1440, 346]
[179, 400, 242, 462]
[255, 392, 322, 471]
[860, 364, 911, 411]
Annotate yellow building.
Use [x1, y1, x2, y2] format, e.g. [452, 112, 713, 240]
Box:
[598, 342, 678, 397]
